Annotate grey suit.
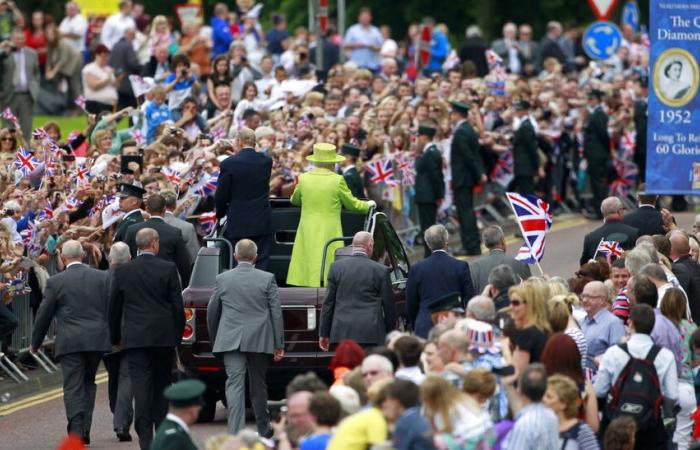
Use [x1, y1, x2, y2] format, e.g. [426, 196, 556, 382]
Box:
[468, 248, 532, 294]
[207, 262, 283, 436]
[320, 253, 396, 345]
[164, 211, 200, 262]
[32, 263, 111, 439]
[0, 46, 40, 142]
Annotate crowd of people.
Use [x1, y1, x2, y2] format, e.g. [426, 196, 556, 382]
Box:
[1, 0, 700, 449]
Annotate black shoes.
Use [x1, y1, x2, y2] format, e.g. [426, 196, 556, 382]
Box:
[115, 428, 132, 442]
[82, 433, 90, 446]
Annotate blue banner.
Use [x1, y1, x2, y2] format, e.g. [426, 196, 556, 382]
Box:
[647, 1, 700, 195]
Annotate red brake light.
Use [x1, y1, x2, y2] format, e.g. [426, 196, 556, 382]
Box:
[183, 324, 194, 340]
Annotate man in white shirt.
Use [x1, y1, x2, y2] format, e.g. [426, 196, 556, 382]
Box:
[58, 2, 88, 54]
[100, 0, 136, 50]
[343, 7, 383, 71]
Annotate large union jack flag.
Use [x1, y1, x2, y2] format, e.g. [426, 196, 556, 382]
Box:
[14, 148, 39, 175]
[364, 158, 397, 186]
[199, 211, 218, 234]
[506, 192, 553, 264]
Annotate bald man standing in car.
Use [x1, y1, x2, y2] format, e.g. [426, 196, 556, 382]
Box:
[319, 231, 396, 350]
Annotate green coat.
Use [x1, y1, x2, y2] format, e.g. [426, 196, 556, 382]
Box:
[113, 209, 144, 243]
[414, 144, 444, 203]
[583, 107, 610, 162]
[150, 418, 197, 450]
[342, 166, 365, 199]
[450, 121, 484, 188]
[287, 168, 370, 288]
[512, 119, 539, 177]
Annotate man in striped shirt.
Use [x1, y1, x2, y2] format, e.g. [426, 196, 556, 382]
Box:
[504, 363, 559, 450]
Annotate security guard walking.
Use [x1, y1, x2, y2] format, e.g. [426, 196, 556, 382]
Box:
[583, 89, 610, 219]
[113, 183, 146, 243]
[511, 100, 541, 195]
[150, 379, 204, 450]
[450, 101, 485, 256]
[414, 122, 444, 257]
[339, 143, 365, 199]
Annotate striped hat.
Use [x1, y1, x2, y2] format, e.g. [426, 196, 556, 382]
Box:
[466, 320, 500, 354]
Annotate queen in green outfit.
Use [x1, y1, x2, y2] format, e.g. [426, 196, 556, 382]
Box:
[287, 143, 374, 287]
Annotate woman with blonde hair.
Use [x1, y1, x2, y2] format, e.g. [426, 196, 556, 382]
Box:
[420, 375, 494, 448]
[148, 15, 175, 57]
[542, 375, 600, 450]
[508, 278, 552, 373]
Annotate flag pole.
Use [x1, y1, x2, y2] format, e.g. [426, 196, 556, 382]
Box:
[506, 195, 545, 277]
[592, 237, 604, 261]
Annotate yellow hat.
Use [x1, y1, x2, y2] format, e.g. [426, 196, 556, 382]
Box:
[306, 143, 346, 163]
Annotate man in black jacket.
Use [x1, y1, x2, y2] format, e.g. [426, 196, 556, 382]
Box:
[215, 127, 273, 269]
[670, 232, 700, 322]
[622, 186, 665, 237]
[633, 77, 648, 182]
[31, 240, 111, 445]
[319, 231, 395, 350]
[109, 228, 185, 450]
[580, 197, 639, 265]
[124, 193, 192, 286]
[414, 122, 444, 257]
[511, 100, 540, 195]
[583, 89, 610, 219]
[339, 143, 365, 199]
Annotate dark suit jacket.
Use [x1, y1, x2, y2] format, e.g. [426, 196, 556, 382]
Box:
[109, 254, 185, 348]
[672, 255, 700, 322]
[469, 248, 532, 294]
[406, 251, 475, 338]
[414, 145, 444, 203]
[113, 209, 144, 243]
[580, 220, 640, 266]
[141, 55, 172, 78]
[633, 99, 647, 169]
[0, 47, 40, 103]
[124, 217, 192, 286]
[320, 253, 395, 345]
[450, 121, 484, 189]
[513, 119, 539, 177]
[622, 205, 665, 237]
[583, 107, 610, 162]
[32, 264, 111, 357]
[458, 38, 489, 77]
[215, 148, 272, 239]
[342, 166, 365, 199]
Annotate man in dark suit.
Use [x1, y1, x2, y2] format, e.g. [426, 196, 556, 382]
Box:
[583, 89, 610, 219]
[109, 228, 185, 450]
[113, 183, 145, 243]
[469, 225, 531, 294]
[319, 231, 395, 350]
[450, 101, 485, 256]
[622, 186, 665, 237]
[339, 143, 365, 199]
[31, 240, 111, 445]
[511, 100, 541, 195]
[406, 225, 475, 338]
[414, 122, 444, 257]
[633, 77, 648, 182]
[580, 197, 639, 266]
[670, 232, 700, 322]
[215, 127, 273, 270]
[125, 193, 191, 286]
[208, 239, 284, 436]
[458, 26, 488, 77]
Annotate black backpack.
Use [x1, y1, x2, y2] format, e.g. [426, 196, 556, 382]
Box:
[604, 343, 664, 431]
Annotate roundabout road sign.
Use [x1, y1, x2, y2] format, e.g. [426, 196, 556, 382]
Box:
[583, 21, 622, 61]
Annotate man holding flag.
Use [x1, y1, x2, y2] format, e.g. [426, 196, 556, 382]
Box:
[580, 197, 639, 266]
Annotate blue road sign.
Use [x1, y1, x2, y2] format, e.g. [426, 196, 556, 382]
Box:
[622, 0, 640, 33]
[583, 21, 622, 61]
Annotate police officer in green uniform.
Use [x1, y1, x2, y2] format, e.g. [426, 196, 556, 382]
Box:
[449, 101, 485, 256]
[150, 379, 205, 450]
[414, 122, 444, 257]
[511, 100, 541, 195]
[113, 183, 146, 243]
[583, 89, 610, 219]
[339, 143, 365, 199]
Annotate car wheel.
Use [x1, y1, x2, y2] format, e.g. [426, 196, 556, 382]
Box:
[197, 389, 218, 423]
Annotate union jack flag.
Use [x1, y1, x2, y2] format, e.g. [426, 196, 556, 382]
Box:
[395, 155, 416, 186]
[89, 194, 115, 217]
[491, 150, 514, 188]
[129, 129, 145, 146]
[195, 172, 219, 197]
[64, 196, 82, 210]
[162, 167, 182, 184]
[597, 239, 624, 260]
[32, 128, 48, 142]
[14, 148, 39, 175]
[74, 95, 88, 112]
[2, 108, 19, 128]
[506, 192, 552, 264]
[40, 199, 53, 220]
[365, 158, 397, 186]
[75, 163, 90, 185]
[199, 211, 218, 234]
[609, 159, 638, 198]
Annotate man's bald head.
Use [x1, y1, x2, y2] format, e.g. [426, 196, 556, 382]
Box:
[61, 240, 84, 261]
[670, 231, 690, 259]
[585, 280, 608, 296]
[466, 295, 496, 322]
[352, 231, 374, 254]
[601, 197, 624, 220]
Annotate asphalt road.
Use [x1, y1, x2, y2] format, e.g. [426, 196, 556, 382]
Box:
[0, 212, 696, 449]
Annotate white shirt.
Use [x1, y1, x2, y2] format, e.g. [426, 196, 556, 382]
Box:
[165, 413, 191, 434]
[58, 14, 88, 52]
[395, 366, 426, 385]
[82, 62, 118, 105]
[100, 13, 136, 50]
[66, 262, 83, 269]
[13, 49, 27, 92]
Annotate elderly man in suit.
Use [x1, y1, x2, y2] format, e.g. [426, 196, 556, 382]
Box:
[0, 29, 40, 142]
[406, 225, 475, 338]
[580, 197, 639, 265]
[31, 240, 111, 445]
[109, 228, 185, 450]
[622, 186, 665, 237]
[207, 239, 284, 437]
[215, 127, 273, 270]
[125, 193, 192, 286]
[670, 232, 700, 322]
[162, 189, 200, 262]
[469, 225, 531, 293]
[319, 231, 396, 349]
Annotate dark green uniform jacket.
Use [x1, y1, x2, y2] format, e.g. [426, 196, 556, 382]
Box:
[113, 209, 144, 243]
[414, 144, 444, 203]
[150, 417, 197, 450]
[512, 118, 539, 177]
[583, 106, 610, 162]
[342, 165, 365, 199]
[450, 121, 484, 188]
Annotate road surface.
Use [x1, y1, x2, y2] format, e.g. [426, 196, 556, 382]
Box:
[0, 212, 695, 449]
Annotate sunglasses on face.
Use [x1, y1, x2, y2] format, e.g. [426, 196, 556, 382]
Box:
[510, 299, 526, 307]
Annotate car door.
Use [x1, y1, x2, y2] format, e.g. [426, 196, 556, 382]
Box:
[372, 213, 410, 331]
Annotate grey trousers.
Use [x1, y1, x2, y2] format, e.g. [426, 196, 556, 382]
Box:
[60, 351, 103, 437]
[8, 92, 33, 143]
[113, 352, 133, 431]
[223, 350, 271, 436]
